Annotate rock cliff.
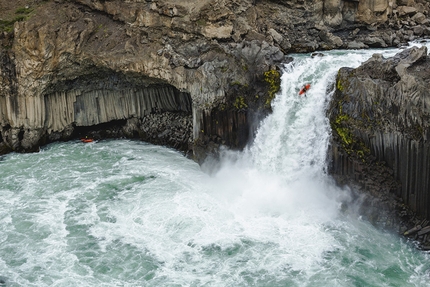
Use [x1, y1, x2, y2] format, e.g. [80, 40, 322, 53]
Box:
[1, 0, 430, 162]
[328, 45, 430, 248]
[0, 0, 289, 160]
[2, 0, 430, 249]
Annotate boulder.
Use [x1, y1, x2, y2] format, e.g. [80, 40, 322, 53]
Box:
[319, 29, 344, 49]
[347, 40, 368, 49]
[411, 12, 427, 24]
[397, 6, 418, 17]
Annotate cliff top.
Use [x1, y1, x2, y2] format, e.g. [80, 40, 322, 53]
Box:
[0, 0, 48, 33]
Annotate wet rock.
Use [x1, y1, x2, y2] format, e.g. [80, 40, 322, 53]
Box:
[363, 35, 388, 47]
[319, 29, 343, 49]
[418, 226, 430, 236]
[413, 25, 424, 36]
[268, 28, 283, 44]
[404, 225, 422, 236]
[311, 52, 325, 58]
[347, 40, 368, 49]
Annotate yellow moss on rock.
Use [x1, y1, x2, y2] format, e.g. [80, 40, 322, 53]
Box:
[335, 126, 353, 146]
[332, 104, 370, 161]
[234, 96, 248, 109]
[336, 78, 344, 92]
[264, 69, 281, 106]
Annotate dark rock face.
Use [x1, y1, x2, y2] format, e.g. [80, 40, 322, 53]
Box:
[1, 0, 430, 162]
[0, 0, 428, 167]
[328, 46, 430, 247]
[0, 0, 291, 160]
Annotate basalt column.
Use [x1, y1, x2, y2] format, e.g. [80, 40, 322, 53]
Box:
[46, 78, 193, 152]
[328, 46, 430, 229]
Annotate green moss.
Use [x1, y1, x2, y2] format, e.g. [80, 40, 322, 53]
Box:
[359, 141, 370, 154]
[332, 104, 369, 161]
[336, 70, 355, 93]
[335, 126, 353, 146]
[336, 78, 344, 92]
[0, 15, 26, 33]
[264, 69, 281, 106]
[411, 123, 424, 141]
[15, 7, 33, 15]
[333, 106, 352, 147]
[335, 112, 349, 125]
[196, 19, 206, 26]
[220, 66, 229, 73]
[417, 125, 423, 134]
[0, 6, 34, 33]
[334, 107, 353, 146]
[233, 96, 248, 109]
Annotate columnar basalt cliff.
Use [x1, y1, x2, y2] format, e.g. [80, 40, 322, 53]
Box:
[328, 46, 430, 248]
[0, 0, 290, 160]
[1, 0, 430, 249]
[1, 0, 430, 162]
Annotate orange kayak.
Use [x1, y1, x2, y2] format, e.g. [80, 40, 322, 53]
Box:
[299, 84, 311, 95]
[81, 138, 94, 143]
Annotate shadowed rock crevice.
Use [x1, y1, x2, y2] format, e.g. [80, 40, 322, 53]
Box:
[193, 108, 250, 164]
[48, 80, 193, 151]
[44, 75, 192, 130]
[0, 64, 194, 153]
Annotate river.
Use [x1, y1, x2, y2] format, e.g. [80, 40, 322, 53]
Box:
[1, 43, 430, 286]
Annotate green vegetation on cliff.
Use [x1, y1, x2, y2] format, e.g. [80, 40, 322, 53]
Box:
[233, 96, 248, 109]
[332, 109, 371, 162]
[264, 69, 281, 106]
[0, 4, 35, 33]
[333, 107, 353, 146]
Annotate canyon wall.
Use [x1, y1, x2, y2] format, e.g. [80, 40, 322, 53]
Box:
[328, 46, 430, 247]
[0, 0, 289, 159]
[1, 0, 430, 161]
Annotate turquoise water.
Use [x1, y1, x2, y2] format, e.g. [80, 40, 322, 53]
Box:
[1, 140, 430, 287]
[1, 43, 430, 286]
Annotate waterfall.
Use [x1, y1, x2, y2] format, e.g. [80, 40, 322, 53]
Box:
[1, 43, 430, 286]
[206, 48, 406, 224]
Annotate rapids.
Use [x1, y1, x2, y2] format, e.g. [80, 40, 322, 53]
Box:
[1, 43, 430, 286]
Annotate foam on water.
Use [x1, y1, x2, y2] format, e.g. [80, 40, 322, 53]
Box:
[1, 42, 430, 286]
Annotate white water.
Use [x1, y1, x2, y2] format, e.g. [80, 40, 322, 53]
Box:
[1, 43, 430, 286]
